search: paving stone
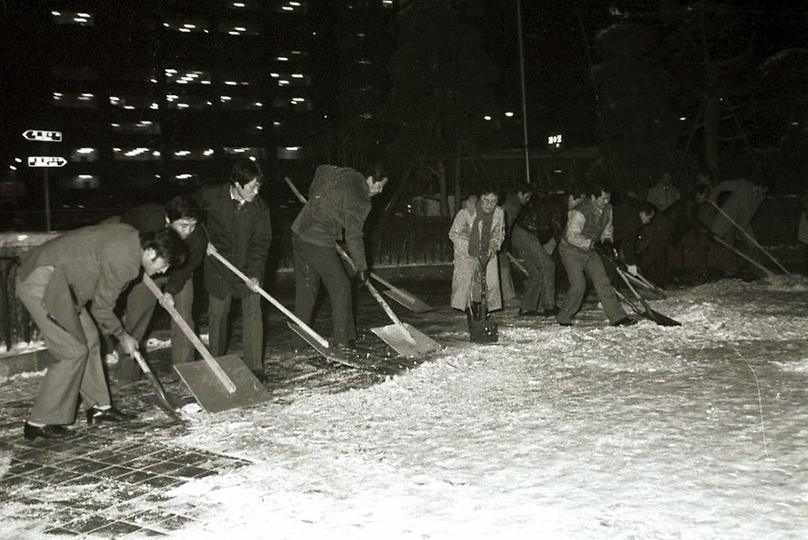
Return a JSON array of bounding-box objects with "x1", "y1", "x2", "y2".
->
[
  {"x1": 9, "y1": 459, "x2": 42, "y2": 475},
  {"x1": 171, "y1": 465, "x2": 215, "y2": 479},
  {"x1": 95, "y1": 465, "x2": 137, "y2": 479},
  {"x1": 118, "y1": 469, "x2": 157, "y2": 485},
  {"x1": 62, "y1": 514, "x2": 119, "y2": 534},
  {"x1": 140, "y1": 474, "x2": 185, "y2": 489},
  {"x1": 43, "y1": 527, "x2": 80, "y2": 536},
  {"x1": 88, "y1": 519, "x2": 145, "y2": 536},
  {"x1": 157, "y1": 512, "x2": 196, "y2": 531},
  {"x1": 144, "y1": 461, "x2": 183, "y2": 475}
]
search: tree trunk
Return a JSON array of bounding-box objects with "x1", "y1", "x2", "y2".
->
[{"x1": 437, "y1": 161, "x2": 449, "y2": 217}]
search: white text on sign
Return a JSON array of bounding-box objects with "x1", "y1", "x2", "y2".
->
[
  {"x1": 28, "y1": 156, "x2": 67, "y2": 168},
  {"x1": 22, "y1": 130, "x2": 63, "y2": 143}
]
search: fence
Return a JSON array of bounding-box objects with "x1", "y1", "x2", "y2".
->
[{"x1": 0, "y1": 218, "x2": 455, "y2": 353}]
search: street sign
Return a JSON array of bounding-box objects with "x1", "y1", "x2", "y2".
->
[
  {"x1": 28, "y1": 156, "x2": 67, "y2": 168},
  {"x1": 22, "y1": 129, "x2": 63, "y2": 143}
]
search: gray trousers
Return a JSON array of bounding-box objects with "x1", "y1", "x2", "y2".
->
[
  {"x1": 511, "y1": 227, "x2": 556, "y2": 312},
  {"x1": 557, "y1": 243, "x2": 627, "y2": 324},
  {"x1": 16, "y1": 267, "x2": 111, "y2": 425}
]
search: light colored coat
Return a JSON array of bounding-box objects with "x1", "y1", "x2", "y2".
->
[{"x1": 449, "y1": 206, "x2": 505, "y2": 311}]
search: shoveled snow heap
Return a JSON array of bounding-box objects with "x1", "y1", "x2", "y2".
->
[{"x1": 157, "y1": 277, "x2": 808, "y2": 539}]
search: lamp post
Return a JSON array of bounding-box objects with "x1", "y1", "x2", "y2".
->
[{"x1": 516, "y1": 0, "x2": 531, "y2": 184}]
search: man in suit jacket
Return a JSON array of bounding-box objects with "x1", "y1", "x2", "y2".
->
[
  {"x1": 112, "y1": 195, "x2": 206, "y2": 381},
  {"x1": 15, "y1": 224, "x2": 186, "y2": 440},
  {"x1": 195, "y1": 160, "x2": 272, "y2": 380}
]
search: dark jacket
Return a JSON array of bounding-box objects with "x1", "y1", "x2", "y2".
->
[
  {"x1": 612, "y1": 202, "x2": 645, "y2": 266},
  {"x1": 195, "y1": 184, "x2": 272, "y2": 298},
  {"x1": 121, "y1": 203, "x2": 206, "y2": 295},
  {"x1": 291, "y1": 165, "x2": 372, "y2": 271},
  {"x1": 18, "y1": 224, "x2": 141, "y2": 342}
]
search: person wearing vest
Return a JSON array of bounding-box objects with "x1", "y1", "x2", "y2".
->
[
  {"x1": 291, "y1": 163, "x2": 388, "y2": 352},
  {"x1": 556, "y1": 183, "x2": 636, "y2": 327},
  {"x1": 195, "y1": 160, "x2": 272, "y2": 381},
  {"x1": 15, "y1": 225, "x2": 187, "y2": 440}
]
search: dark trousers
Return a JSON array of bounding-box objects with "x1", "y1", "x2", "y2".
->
[
  {"x1": 208, "y1": 290, "x2": 263, "y2": 371},
  {"x1": 511, "y1": 227, "x2": 556, "y2": 312},
  {"x1": 292, "y1": 235, "x2": 355, "y2": 344}
]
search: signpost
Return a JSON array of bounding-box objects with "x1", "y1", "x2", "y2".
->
[
  {"x1": 24, "y1": 129, "x2": 64, "y2": 231},
  {"x1": 22, "y1": 130, "x2": 63, "y2": 143},
  {"x1": 27, "y1": 156, "x2": 67, "y2": 168}
]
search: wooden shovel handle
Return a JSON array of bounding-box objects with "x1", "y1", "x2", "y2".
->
[
  {"x1": 207, "y1": 247, "x2": 330, "y2": 349},
  {"x1": 142, "y1": 275, "x2": 236, "y2": 394}
]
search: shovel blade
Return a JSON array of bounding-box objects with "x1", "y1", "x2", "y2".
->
[
  {"x1": 286, "y1": 322, "x2": 366, "y2": 369},
  {"x1": 173, "y1": 355, "x2": 270, "y2": 413},
  {"x1": 648, "y1": 308, "x2": 681, "y2": 327},
  {"x1": 382, "y1": 288, "x2": 434, "y2": 313},
  {"x1": 371, "y1": 323, "x2": 442, "y2": 358}
]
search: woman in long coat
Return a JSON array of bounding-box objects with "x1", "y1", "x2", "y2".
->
[{"x1": 449, "y1": 189, "x2": 506, "y2": 313}]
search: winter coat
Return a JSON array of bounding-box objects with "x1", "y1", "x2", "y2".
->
[
  {"x1": 195, "y1": 184, "x2": 272, "y2": 299},
  {"x1": 709, "y1": 179, "x2": 766, "y2": 239},
  {"x1": 120, "y1": 203, "x2": 207, "y2": 295},
  {"x1": 17, "y1": 223, "x2": 141, "y2": 343},
  {"x1": 647, "y1": 182, "x2": 681, "y2": 211},
  {"x1": 449, "y1": 206, "x2": 505, "y2": 311},
  {"x1": 291, "y1": 165, "x2": 372, "y2": 271}
]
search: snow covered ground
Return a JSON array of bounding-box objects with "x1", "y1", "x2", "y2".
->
[
  {"x1": 3, "y1": 276, "x2": 808, "y2": 538},
  {"x1": 166, "y1": 277, "x2": 808, "y2": 539}
]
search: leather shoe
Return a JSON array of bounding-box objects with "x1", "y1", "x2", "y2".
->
[
  {"x1": 336, "y1": 340, "x2": 358, "y2": 353},
  {"x1": 518, "y1": 309, "x2": 541, "y2": 317},
  {"x1": 557, "y1": 320, "x2": 574, "y2": 327},
  {"x1": 611, "y1": 317, "x2": 638, "y2": 327},
  {"x1": 86, "y1": 405, "x2": 137, "y2": 425},
  {"x1": 251, "y1": 369, "x2": 268, "y2": 383},
  {"x1": 23, "y1": 422, "x2": 73, "y2": 441}
]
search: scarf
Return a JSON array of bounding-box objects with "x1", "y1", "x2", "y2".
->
[{"x1": 468, "y1": 200, "x2": 495, "y2": 258}]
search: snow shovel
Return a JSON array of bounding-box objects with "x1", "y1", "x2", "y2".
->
[
  {"x1": 284, "y1": 176, "x2": 433, "y2": 313},
  {"x1": 467, "y1": 258, "x2": 498, "y2": 343},
  {"x1": 708, "y1": 200, "x2": 789, "y2": 275},
  {"x1": 206, "y1": 245, "x2": 359, "y2": 368},
  {"x1": 142, "y1": 275, "x2": 270, "y2": 414},
  {"x1": 614, "y1": 267, "x2": 681, "y2": 327},
  {"x1": 706, "y1": 230, "x2": 776, "y2": 278},
  {"x1": 505, "y1": 252, "x2": 530, "y2": 277},
  {"x1": 129, "y1": 349, "x2": 182, "y2": 418},
  {"x1": 363, "y1": 277, "x2": 442, "y2": 358}
]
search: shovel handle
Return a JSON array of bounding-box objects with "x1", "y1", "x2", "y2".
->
[
  {"x1": 207, "y1": 247, "x2": 330, "y2": 349},
  {"x1": 131, "y1": 350, "x2": 181, "y2": 416},
  {"x1": 708, "y1": 200, "x2": 788, "y2": 274},
  {"x1": 142, "y1": 275, "x2": 236, "y2": 394}
]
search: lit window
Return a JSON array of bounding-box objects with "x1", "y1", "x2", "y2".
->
[
  {"x1": 52, "y1": 93, "x2": 97, "y2": 108},
  {"x1": 171, "y1": 149, "x2": 216, "y2": 161},
  {"x1": 51, "y1": 11, "x2": 95, "y2": 25},
  {"x1": 277, "y1": 146, "x2": 304, "y2": 160},
  {"x1": 165, "y1": 69, "x2": 212, "y2": 85},
  {"x1": 219, "y1": 22, "x2": 260, "y2": 35},
  {"x1": 113, "y1": 147, "x2": 160, "y2": 161},
  {"x1": 272, "y1": 0, "x2": 308, "y2": 13},
  {"x1": 163, "y1": 19, "x2": 209, "y2": 33},
  {"x1": 224, "y1": 147, "x2": 266, "y2": 159},
  {"x1": 70, "y1": 148, "x2": 98, "y2": 162}
]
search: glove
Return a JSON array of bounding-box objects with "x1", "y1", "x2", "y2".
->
[
  {"x1": 356, "y1": 270, "x2": 369, "y2": 283},
  {"x1": 626, "y1": 264, "x2": 638, "y2": 276}
]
